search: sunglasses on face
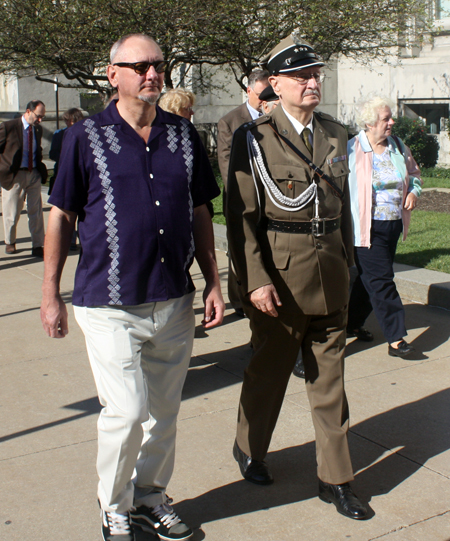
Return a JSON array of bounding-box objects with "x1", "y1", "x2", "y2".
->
[{"x1": 113, "y1": 61, "x2": 167, "y2": 75}]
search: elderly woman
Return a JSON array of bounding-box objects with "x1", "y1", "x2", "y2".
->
[
  {"x1": 159, "y1": 88, "x2": 195, "y2": 120},
  {"x1": 347, "y1": 97, "x2": 422, "y2": 357}
]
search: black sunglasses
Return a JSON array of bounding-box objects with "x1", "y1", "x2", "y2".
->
[{"x1": 113, "y1": 61, "x2": 167, "y2": 75}]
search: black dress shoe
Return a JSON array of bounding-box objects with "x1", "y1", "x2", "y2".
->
[
  {"x1": 293, "y1": 357, "x2": 305, "y2": 379},
  {"x1": 31, "y1": 246, "x2": 44, "y2": 258},
  {"x1": 233, "y1": 440, "x2": 273, "y2": 485},
  {"x1": 346, "y1": 327, "x2": 374, "y2": 342},
  {"x1": 319, "y1": 480, "x2": 368, "y2": 520},
  {"x1": 388, "y1": 340, "x2": 415, "y2": 357}
]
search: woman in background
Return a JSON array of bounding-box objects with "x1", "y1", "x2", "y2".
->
[
  {"x1": 347, "y1": 97, "x2": 422, "y2": 358},
  {"x1": 159, "y1": 88, "x2": 195, "y2": 120}
]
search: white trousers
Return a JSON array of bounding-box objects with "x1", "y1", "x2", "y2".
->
[
  {"x1": 1, "y1": 169, "x2": 45, "y2": 247},
  {"x1": 74, "y1": 292, "x2": 195, "y2": 514}
]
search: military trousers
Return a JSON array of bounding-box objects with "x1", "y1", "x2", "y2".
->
[{"x1": 236, "y1": 302, "x2": 354, "y2": 485}]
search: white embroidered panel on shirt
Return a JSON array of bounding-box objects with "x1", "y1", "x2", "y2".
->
[
  {"x1": 179, "y1": 119, "x2": 195, "y2": 287},
  {"x1": 102, "y1": 125, "x2": 122, "y2": 154},
  {"x1": 84, "y1": 119, "x2": 122, "y2": 305},
  {"x1": 167, "y1": 125, "x2": 178, "y2": 153}
]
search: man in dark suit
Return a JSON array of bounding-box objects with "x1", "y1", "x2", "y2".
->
[
  {"x1": 0, "y1": 100, "x2": 48, "y2": 256},
  {"x1": 226, "y1": 35, "x2": 369, "y2": 520},
  {"x1": 217, "y1": 70, "x2": 269, "y2": 316}
]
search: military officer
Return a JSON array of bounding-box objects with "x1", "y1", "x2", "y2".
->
[{"x1": 226, "y1": 34, "x2": 369, "y2": 520}]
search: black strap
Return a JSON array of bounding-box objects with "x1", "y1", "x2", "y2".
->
[{"x1": 268, "y1": 123, "x2": 345, "y2": 202}]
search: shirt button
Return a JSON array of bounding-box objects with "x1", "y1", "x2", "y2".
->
[
  {"x1": 316, "y1": 242, "x2": 322, "y2": 249},
  {"x1": 149, "y1": 174, "x2": 154, "y2": 179},
  {"x1": 161, "y1": 257, "x2": 165, "y2": 263},
  {"x1": 155, "y1": 201, "x2": 160, "y2": 206},
  {"x1": 146, "y1": 147, "x2": 150, "y2": 152},
  {"x1": 159, "y1": 229, "x2": 164, "y2": 235}
]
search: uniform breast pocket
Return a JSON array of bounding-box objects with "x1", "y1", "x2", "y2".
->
[
  {"x1": 328, "y1": 160, "x2": 349, "y2": 182},
  {"x1": 270, "y1": 164, "x2": 309, "y2": 196}
]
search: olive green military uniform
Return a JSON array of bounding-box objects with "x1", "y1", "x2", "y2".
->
[{"x1": 226, "y1": 104, "x2": 355, "y2": 484}]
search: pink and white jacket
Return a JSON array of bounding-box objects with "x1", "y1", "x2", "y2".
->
[{"x1": 348, "y1": 130, "x2": 422, "y2": 247}]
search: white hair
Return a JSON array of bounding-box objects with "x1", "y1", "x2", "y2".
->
[{"x1": 356, "y1": 96, "x2": 395, "y2": 129}]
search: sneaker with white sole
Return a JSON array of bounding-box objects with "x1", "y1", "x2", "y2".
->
[
  {"x1": 101, "y1": 509, "x2": 135, "y2": 540},
  {"x1": 131, "y1": 497, "x2": 192, "y2": 540}
]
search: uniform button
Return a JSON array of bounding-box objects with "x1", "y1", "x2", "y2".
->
[
  {"x1": 161, "y1": 257, "x2": 165, "y2": 263},
  {"x1": 288, "y1": 173, "x2": 293, "y2": 178},
  {"x1": 146, "y1": 147, "x2": 150, "y2": 152},
  {"x1": 149, "y1": 173, "x2": 154, "y2": 179},
  {"x1": 155, "y1": 201, "x2": 160, "y2": 206},
  {"x1": 159, "y1": 229, "x2": 164, "y2": 235},
  {"x1": 316, "y1": 242, "x2": 322, "y2": 249}
]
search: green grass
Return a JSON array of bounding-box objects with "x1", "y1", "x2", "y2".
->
[
  {"x1": 421, "y1": 176, "x2": 450, "y2": 189},
  {"x1": 395, "y1": 210, "x2": 450, "y2": 273}
]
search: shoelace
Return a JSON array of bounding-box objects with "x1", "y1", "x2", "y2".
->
[
  {"x1": 103, "y1": 510, "x2": 132, "y2": 535},
  {"x1": 152, "y1": 499, "x2": 181, "y2": 529}
]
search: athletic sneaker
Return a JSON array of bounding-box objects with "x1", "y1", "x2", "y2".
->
[
  {"x1": 131, "y1": 497, "x2": 193, "y2": 540},
  {"x1": 101, "y1": 509, "x2": 135, "y2": 540}
]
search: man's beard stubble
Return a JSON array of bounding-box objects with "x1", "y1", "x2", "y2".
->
[{"x1": 138, "y1": 95, "x2": 159, "y2": 105}]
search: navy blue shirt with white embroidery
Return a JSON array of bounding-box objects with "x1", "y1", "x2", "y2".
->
[{"x1": 49, "y1": 101, "x2": 219, "y2": 307}]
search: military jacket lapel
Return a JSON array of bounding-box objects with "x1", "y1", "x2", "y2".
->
[{"x1": 312, "y1": 114, "x2": 335, "y2": 169}]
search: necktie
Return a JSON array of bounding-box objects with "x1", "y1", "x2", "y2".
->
[
  {"x1": 28, "y1": 126, "x2": 33, "y2": 171},
  {"x1": 302, "y1": 127, "x2": 313, "y2": 155}
]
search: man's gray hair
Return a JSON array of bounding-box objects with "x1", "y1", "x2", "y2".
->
[
  {"x1": 110, "y1": 34, "x2": 158, "y2": 63},
  {"x1": 247, "y1": 69, "x2": 269, "y2": 90}
]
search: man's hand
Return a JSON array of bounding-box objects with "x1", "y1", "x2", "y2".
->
[
  {"x1": 249, "y1": 284, "x2": 282, "y2": 317},
  {"x1": 41, "y1": 293, "x2": 69, "y2": 338},
  {"x1": 202, "y1": 284, "x2": 225, "y2": 329},
  {"x1": 404, "y1": 192, "x2": 418, "y2": 210}
]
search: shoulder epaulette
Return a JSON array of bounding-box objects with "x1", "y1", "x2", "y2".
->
[
  {"x1": 316, "y1": 110, "x2": 345, "y2": 127},
  {"x1": 239, "y1": 115, "x2": 271, "y2": 132}
]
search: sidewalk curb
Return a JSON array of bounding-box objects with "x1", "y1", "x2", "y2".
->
[{"x1": 213, "y1": 222, "x2": 450, "y2": 311}]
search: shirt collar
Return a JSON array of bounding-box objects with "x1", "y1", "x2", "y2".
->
[
  {"x1": 22, "y1": 115, "x2": 31, "y2": 130},
  {"x1": 282, "y1": 105, "x2": 314, "y2": 136},
  {"x1": 246, "y1": 101, "x2": 261, "y2": 120}
]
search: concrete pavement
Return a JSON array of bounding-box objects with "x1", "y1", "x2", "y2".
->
[{"x1": 0, "y1": 194, "x2": 449, "y2": 540}]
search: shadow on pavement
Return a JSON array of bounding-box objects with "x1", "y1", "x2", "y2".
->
[{"x1": 176, "y1": 388, "x2": 450, "y2": 528}]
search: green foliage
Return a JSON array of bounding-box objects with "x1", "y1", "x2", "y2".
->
[
  {"x1": 0, "y1": 0, "x2": 433, "y2": 97},
  {"x1": 421, "y1": 167, "x2": 450, "y2": 179},
  {"x1": 395, "y1": 210, "x2": 450, "y2": 273},
  {"x1": 391, "y1": 117, "x2": 439, "y2": 168}
]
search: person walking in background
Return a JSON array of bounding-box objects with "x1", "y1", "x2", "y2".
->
[
  {"x1": 159, "y1": 88, "x2": 195, "y2": 121},
  {"x1": 48, "y1": 107, "x2": 84, "y2": 195},
  {"x1": 347, "y1": 97, "x2": 422, "y2": 358},
  {"x1": 49, "y1": 107, "x2": 84, "y2": 250},
  {"x1": 0, "y1": 100, "x2": 47, "y2": 257},
  {"x1": 218, "y1": 69, "x2": 270, "y2": 318},
  {"x1": 40, "y1": 33, "x2": 224, "y2": 541},
  {"x1": 226, "y1": 34, "x2": 368, "y2": 520}
]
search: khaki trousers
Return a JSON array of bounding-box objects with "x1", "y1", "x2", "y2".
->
[
  {"x1": 1, "y1": 169, "x2": 45, "y2": 247},
  {"x1": 74, "y1": 292, "x2": 195, "y2": 514},
  {"x1": 236, "y1": 303, "x2": 354, "y2": 485}
]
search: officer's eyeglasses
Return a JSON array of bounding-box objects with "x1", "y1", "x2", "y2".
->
[
  {"x1": 113, "y1": 61, "x2": 167, "y2": 75},
  {"x1": 280, "y1": 73, "x2": 325, "y2": 85}
]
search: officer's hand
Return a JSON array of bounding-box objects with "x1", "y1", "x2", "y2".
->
[
  {"x1": 249, "y1": 284, "x2": 282, "y2": 317},
  {"x1": 40, "y1": 293, "x2": 69, "y2": 338},
  {"x1": 404, "y1": 192, "x2": 418, "y2": 211}
]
